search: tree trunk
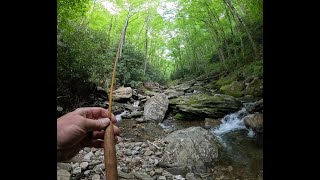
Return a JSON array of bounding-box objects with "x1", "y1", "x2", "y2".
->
[
  {"x1": 106, "y1": 15, "x2": 114, "y2": 51},
  {"x1": 224, "y1": 0, "x2": 258, "y2": 58}
]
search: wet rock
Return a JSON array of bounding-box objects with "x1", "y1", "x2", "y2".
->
[
  {"x1": 204, "y1": 118, "x2": 221, "y2": 129},
  {"x1": 243, "y1": 113, "x2": 263, "y2": 133}
]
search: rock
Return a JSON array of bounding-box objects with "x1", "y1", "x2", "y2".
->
[
  {"x1": 171, "y1": 82, "x2": 192, "y2": 91},
  {"x1": 57, "y1": 106, "x2": 63, "y2": 112},
  {"x1": 150, "y1": 170, "x2": 155, "y2": 176},
  {"x1": 72, "y1": 167, "x2": 81, "y2": 174},
  {"x1": 173, "y1": 175, "x2": 185, "y2": 180},
  {"x1": 136, "y1": 117, "x2": 147, "y2": 123},
  {"x1": 185, "y1": 172, "x2": 196, "y2": 180},
  {"x1": 243, "y1": 77, "x2": 263, "y2": 97},
  {"x1": 169, "y1": 93, "x2": 243, "y2": 119},
  {"x1": 164, "y1": 89, "x2": 184, "y2": 99},
  {"x1": 219, "y1": 81, "x2": 245, "y2": 97},
  {"x1": 84, "y1": 170, "x2": 91, "y2": 176},
  {"x1": 135, "y1": 142, "x2": 143, "y2": 146},
  {"x1": 166, "y1": 166, "x2": 188, "y2": 177},
  {"x1": 118, "y1": 170, "x2": 133, "y2": 179},
  {"x1": 243, "y1": 113, "x2": 263, "y2": 133},
  {"x1": 144, "y1": 150, "x2": 154, "y2": 156},
  {"x1": 71, "y1": 162, "x2": 79, "y2": 169},
  {"x1": 57, "y1": 163, "x2": 72, "y2": 171},
  {"x1": 83, "y1": 152, "x2": 94, "y2": 161},
  {"x1": 93, "y1": 163, "x2": 105, "y2": 173},
  {"x1": 92, "y1": 174, "x2": 101, "y2": 180},
  {"x1": 113, "y1": 87, "x2": 133, "y2": 102},
  {"x1": 155, "y1": 168, "x2": 164, "y2": 175},
  {"x1": 144, "y1": 93, "x2": 169, "y2": 122},
  {"x1": 134, "y1": 171, "x2": 152, "y2": 180},
  {"x1": 121, "y1": 167, "x2": 130, "y2": 173},
  {"x1": 57, "y1": 169, "x2": 71, "y2": 180},
  {"x1": 161, "y1": 127, "x2": 220, "y2": 172},
  {"x1": 248, "y1": 99, "x2": 263, "y2": 113},
  {"x1": 204, "y1": 118, "x2": 221, "y2": 129},
  {"x1": 129, "y1": 110, "x2": 144, "y2": 118},
  {"x1": 125, "y1": 149, "x2": 132, "y2": 156},
  {"x1": 227, "y1": 166, "x2": 233, "y2": 172},
  {"x1": 80, "y1": 162, "x2": 89, "y2": 170},
  {"x1": 144, "y1": 81, "x2": 160, "y2": 89},
  {"x1": 159, "y1": 176, "x2": 167, "y2": 180}
]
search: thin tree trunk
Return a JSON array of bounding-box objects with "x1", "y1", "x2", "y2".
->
[
  {"x1": 204, "y1": 2, "x2": 231, "y2": 59},
  {"x1": 224, "y1": 0, "x2": 258, "y2": 58},
  {"x1": 144, "y1": 15, "x2": 150, "y2": 75},
  {"x1": 119, "y1": 10, "x2": 131, "y2": 85},
  {"x1": 106, "y1": 15, "x2": 114, "y2": 51}
]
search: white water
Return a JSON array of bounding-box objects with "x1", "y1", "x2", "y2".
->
[
  {"x1": 115, "y1": 110, "x2": 130, "y2": 122},
  {"x1": 212, "y1": 107, "x2": 255, "y2": 138},
  {"x1": 133, "y1": 101, "x2": 140, "y2": 107}
]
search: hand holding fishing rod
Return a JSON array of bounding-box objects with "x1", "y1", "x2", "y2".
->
[{"x1": 57, "y1": 107, "x2": 120, "y2": 163}]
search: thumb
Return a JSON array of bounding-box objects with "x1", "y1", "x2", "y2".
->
[{"x1": 84, "y1": 118, "x2": 110, "y2": 131}]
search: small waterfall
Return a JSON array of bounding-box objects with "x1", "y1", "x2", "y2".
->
[
  {"x1": 212, "y1": 102, "x2": 256, "y2": 139},
  {"x1": 115, "y1": 110, "x2": 130, "y2": 123}
]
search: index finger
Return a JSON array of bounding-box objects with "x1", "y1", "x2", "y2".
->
[{"x1": 76, "y1": 107, "x2": 116, "y2": 123}]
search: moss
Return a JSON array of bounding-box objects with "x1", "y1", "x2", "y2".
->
[
  {"x1": 243, "y1": 78, "x2": 263, "y2": 97},
  {"x1": 216, "y1": 74, "x2": 237, "y2": 87},
  {"x1": 204, "y1": 83, "x2": 216, "y2": 89},
  {"x1": 219, "y1": 81, "x2": 245, "y2": 97},
  {"x1": 174, "y1": 113, "x2": 185, "y2": 120}
]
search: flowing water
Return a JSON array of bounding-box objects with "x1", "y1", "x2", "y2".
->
[
  {"x1": 116, "y1": 102, "x2": 263, "y2": 179},
  {"x1": 160, "y1": 103, "x2": 263, "y2": 179}
]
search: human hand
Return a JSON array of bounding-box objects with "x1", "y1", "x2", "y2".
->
[{"x1": 57, "y1": 107, "x2": 120, "y2": 162}]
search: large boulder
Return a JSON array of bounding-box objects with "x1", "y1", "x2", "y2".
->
[
  {"x1": 161, "y1": 127, "x2": 220, "y2": 172},
  {"x1": 169, "y1": 93, "x2": 243, "y2": 119},
  {"x1": 144, "y1": 93, "x2": 169, "y2": 122},
  {"x1": 113, "y1": 87, "x2": 133, "y2": 102}
]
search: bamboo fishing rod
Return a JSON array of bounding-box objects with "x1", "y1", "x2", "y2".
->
[{"x1": 104, "y1": 30, "x2": 126, "y2": 180}]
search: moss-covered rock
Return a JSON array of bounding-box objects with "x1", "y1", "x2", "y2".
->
[
  {"x1": 169, "y1": 93, "x2": 243, "y2": 119},
  {"x1": 216, "y1": 75, "x2": 237, "y2": 87},
  {"x1": 243, "y1": 77, "x2": 263, "y2": 97},
  {"x1": 219, "y1": 81, "x2": 245, "y2": 97}
]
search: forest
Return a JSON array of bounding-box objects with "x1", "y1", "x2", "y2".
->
[
  {"x1": 57, "y1": 0, "x2": 263, "y2": 179},
  {"x1": 58, "y1": 0, "x2": 262, "y2": 111}
]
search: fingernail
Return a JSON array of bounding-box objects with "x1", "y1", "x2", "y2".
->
[{"x1": 100, "y1": 118, "x2": 110, "y2": 127}]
